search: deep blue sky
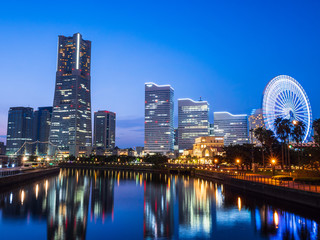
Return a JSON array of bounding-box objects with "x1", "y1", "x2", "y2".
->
[{"x1": 0, "y1": 0, "x2": 319, "y2": 147}]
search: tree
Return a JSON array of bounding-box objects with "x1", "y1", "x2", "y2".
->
[
  {"x1": 144, "y1": 154, "x2": 169, "y2": 166},
  {"x1": 313, "y1": 118, "x2": 320, "y2": 147},
  {"x1": 292, "y1": 121, "x2": 306, "y2": 166},
  {"x1": 254, "y1": 127, "x2": 277, "y2": 168},
  {"x1": 254, "y1": 127, "x2": 266, "y2": 168},
  {"x1": 274, "y1": 117, "x2": 291, "y2": 169}
]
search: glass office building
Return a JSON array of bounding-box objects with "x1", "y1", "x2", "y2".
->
[
  {"x1": 94, "y1": 111, "x2": 116, "y2": 151},
  {"x1": 144, "y1": 82, "x2": 174, "y2": 155},
  {"x1": 49, "y1": 33, "x2": 92, "y2": 157},
  {"x1": 6, "y1": 107, "x2": 34, "y2": 155},
  {"x1": 33, "y1": 107, "x2": 53, "y2": 156},
  {"x1": 178, "y1": 98, "x2": 209, "y2": 151},
  {"x1": 213, "y1": 112, "x2": 249, "y2": 146}
]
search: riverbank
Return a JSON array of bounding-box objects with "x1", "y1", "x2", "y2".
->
[
  {"x1": 0, "y1": 167, "x2": 60, "y2": 189},
  {"x1": 60, "y1": 162, "x2": 320, "y2": 209}
]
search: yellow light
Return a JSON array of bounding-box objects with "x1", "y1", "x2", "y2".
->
[
  {"x1": 35, "y1": 184, "x2": 39, "y2": 199},
  {"x1": 271, "y1": 159, "x2": 276, "y2": 164},
  {"x1": 237, "y1": 197, "x2": 242, "y2": 211},
  {"x1": 21, "y1": 190, "x2": 25, "y2": 205},
  {"x1": 274, "y1": 211, "x2": 279, "y2": 227},
  {"x1": 236, "y1": 159, "x2": 240, "y2": 164},
  {"x1": 292, "y1": 120, "x2": 298, "y2": 125}
]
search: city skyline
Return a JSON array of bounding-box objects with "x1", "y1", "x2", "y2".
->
[{"x1": 1, "y1": 1, "x2": 320, "y2": 148}]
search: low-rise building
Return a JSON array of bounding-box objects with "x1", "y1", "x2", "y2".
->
[{"x1": 192, "y1": 136, "x2": 224, "y2": 158}]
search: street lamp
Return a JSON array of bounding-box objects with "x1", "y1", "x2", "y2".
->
[
  {"x1": 214, "y1": 159, "x2": 218, "y2": 168},
  {"x1": 271, "y1": 159, "x2": 276, "y2": 176},
  {"x1": 236, "y1": 159, "x2": 241, "y2": 170}
]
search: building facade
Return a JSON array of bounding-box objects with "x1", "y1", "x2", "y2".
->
[
  {"x1": 94, "y1": 111, "x2": 116, "y2": 152},
  {"x1": 213, "y1": 112, "x2": 249, "y2": 146},
  {"x1": 144, "y1": 82, "x2": 174, "y2": 155},
  {"x1": 6, "y1": 107, "x2": 34, "y2": 155},
  {"x1": 178, "y1": 98, "x2": 209, "y2": 151},
  {"x1": 192, "y1": 136, "x2": 224, "y2": 158},
  {"x1": 33, "y1": 107, "x2": 53, "y2": 156},
  {"x1": 248, "y1": 108, "x2": 264, "y2": 145},
  {"x1": 49, "y1": 33, "x2": 92, "y2": 157}
]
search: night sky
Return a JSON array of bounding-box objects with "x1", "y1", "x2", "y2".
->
[{"x1": 1, "y1": 0, "x2": 319, "y2": 147}]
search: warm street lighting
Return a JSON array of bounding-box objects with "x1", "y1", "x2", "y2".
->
[
  {"x1": 292, "y1": 120, "x2": 298, "y2": 125},
  {"x1": 214, "y1": 159, "x2": 218, "y2": 163},
  {"x1": 271, "y1": 158, "x2": 276, "y2": 176},
  {"x1": 236, "y1": 159, "x2": 240, "y2": 164}
]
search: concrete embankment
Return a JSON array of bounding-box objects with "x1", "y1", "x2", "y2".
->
[
  {"x1": 0, "y1": 168, "x2": 60, "y2": 189},
  {"x1": 195, "y1": 170, "x2": 320, "y2": 209}
]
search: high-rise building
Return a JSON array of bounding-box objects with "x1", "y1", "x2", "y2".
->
[
  {"x1": 248, "y1": 108, "x2": 264, "y2": 145},
  {"x1": 6, "y1": 107, "x2": 34, "y2": 155},
  {"x1": 178, "y1": 98, "x2": 209, "y2": 151},
  {"x1": 144, "y1": 82, "x2": 174, "y2": 155},
  {"x1": 94, "y1": 111, "x2": 116, "y2": 151},
  {"x1": 0, "y1": 142, "x2": 6, "y2": 155},
  {"x1": 33, "y1": 107, "x2": 53, "y2": 155},
  {"x1": 49, "y1": 33, "x2": 92, "y2": 157},
  {"x1": 213, "y1": 111, "x2": 249, "y2": 146}
]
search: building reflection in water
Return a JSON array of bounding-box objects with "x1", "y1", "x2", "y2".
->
[{"x1": 0, "y1": 169, "x2": 319, "y2": 240}]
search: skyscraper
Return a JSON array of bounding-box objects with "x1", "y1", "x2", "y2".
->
[
  {"x1": 144, "y1": 82, "x2": 174, "y2": 155},
  {"x1": 33, "y1": 107, "x2": 53, "y2": 155},
  {"x1": 6, "y1": 107, "x2": 34, "y2": 155},
  {"x1": 94, "y1": 111, "x2": 116, "y2": 152},
  {"x1": 178, "y1": 98, "x2": 209, "y2": 151},
  {"x1": 248, "y1": 108, "x2": 264, "y2": 145},
  {"x1": 49, "y1": 33, "x2": 92, "y2": 157},
  {"x1": 213, "y1": 112, "x2": 249, "y2": 146}
]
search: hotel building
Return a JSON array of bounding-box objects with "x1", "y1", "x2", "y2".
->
[
  {"x1": 213, "y1": 112, "x2": 249, "y2": 146},
  {"x1": 144, "y1": 83, "x2": 174, "y2": 155},
  {"x1": 178, "y1": 98, "x2": 209, "y2": 151}
]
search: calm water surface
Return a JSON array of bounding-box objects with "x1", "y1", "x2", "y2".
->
[{"x1": 0, "y1": 169, "x2": 319, "y2": 240}]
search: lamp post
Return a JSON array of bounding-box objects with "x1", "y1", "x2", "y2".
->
[
  {"x1": 271, "y1": 159, "x2": 276, "y2": 176},
  {"x1": 214, "y1": 159, "x2": 218, "y2": 168},
  {"x1": 236, "y1": 159, "x2": 240, "y2": 170}
]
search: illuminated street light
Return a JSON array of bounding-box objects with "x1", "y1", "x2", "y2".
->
[
  {"x1": 271, "y1": 158, "x2": 276, "y2": 176},
  {"x1": 292, "y1": 120, "x2": 298, "y2": 125}
]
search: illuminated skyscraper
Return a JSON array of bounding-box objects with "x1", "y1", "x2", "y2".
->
[
  {"x1": 33, "y1": 107, "x2": 52, "y2": 155},
  {"x1": 178, "y1": 98, "x2": 209, "y2": 151},
  {"x1": 213, "y1": 112, "x2": 249, "y2": 146},
  {"x1": 248, "y1": 108, "x2": 264, "y2": 145},
  {"x1": 94, "y1": 111, "x2": 116, "y2": 151},
  {"x1": 144, "y1": 83, "x2": 174, "y2": 155},
  {"x1": 6, "y1": 107, "x2": 34, "y2": 155},
  {"x1": 49, "y1": 33, "x2": 92, "y2": 157}
]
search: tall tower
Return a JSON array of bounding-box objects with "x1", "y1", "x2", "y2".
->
[
  {"x1": 144, "y1": 82, "x2": 174, "y2": 155},
  {"x1": 178, "y1": 98, "x2": 209, "y2": 151},
  {"x1": 6, "y1": 107, "x2": 34, "y2": 155},
  {"x1": 94, "y1": 111, "x2": 116, "y2": 152},
  {"x1": 49, "y1": 33, "x2": 92, "y2": 157}
]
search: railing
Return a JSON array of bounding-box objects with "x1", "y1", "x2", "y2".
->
[
  {"x1": 0, "y1": 169, "x2": 21, "y2": 178},
  {"x1": 196, "y1": 168, "x2": 320, "y2": 194}
]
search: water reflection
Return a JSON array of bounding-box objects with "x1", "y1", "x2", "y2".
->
[{"x1": 0, "y1": 169, "x2": 318, "y2": 240}]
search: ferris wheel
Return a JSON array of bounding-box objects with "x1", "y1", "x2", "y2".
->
[{"x1": 262, "y1": 75, "x2": 312, "y2": 143}]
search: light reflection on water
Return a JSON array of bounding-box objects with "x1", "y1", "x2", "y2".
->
[{"x1": 0, "y1": 168, "x2": 319, "y2": 240}]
